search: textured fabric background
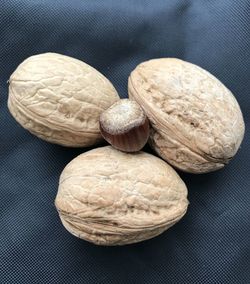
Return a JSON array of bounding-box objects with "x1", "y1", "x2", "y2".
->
[{"x1": 1, "y1": 1, "x2": 249, "y2": 283}]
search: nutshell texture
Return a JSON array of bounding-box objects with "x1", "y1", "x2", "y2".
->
[
  {"x1": 128, "y1": 58, "x2": 245, "y2": 173},
  {"x1": 8, "y1": 53, "x2": 119, "y2": 147},
  {"x1": 55, "y1": 146, "x2": 188, "y2": 246}
]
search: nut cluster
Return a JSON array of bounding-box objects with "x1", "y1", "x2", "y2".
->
[{"x1": 8, "y1": 53, "x2": 245, "y2": 245}]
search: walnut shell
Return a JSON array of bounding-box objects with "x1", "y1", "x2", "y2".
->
[
  {"x1": 8, "y1": 53, "x2": 119, "y2": 147},
  {"x1": 55, "y1": 146, "x2": 188, "y2": 246},
  {"x1": 128, "y1": 58, "x2": 245, "y2": 173}
]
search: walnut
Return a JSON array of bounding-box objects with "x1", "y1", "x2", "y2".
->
[
  {"x1": 128, "y1": 58, "x2": 245, "y2": 173},
  {"x1": 55, "y1": 146, "x2": 188, "y2": 245},
  {"x1": 8, "y1": 53, "x2": 119, "y2": 147}
]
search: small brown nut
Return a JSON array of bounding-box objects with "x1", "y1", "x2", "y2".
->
[
  {"x1": 55, "y1": 146, "x2": 188, "y2": 246},
  {"x1": 99, "y1": 99, "x2": 150, "y2": 152},
  {"x1": 8, "y1": 53, "x2": 119, "y2": 147},
  {"x1": 128, "y1": 58, "x2": 245, "y2": 173}
]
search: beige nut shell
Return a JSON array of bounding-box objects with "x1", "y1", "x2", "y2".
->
[
  {"x1": 8, "y1": 53, "x2": 119, "y2": 147},
  {"x1": 55, "y1": 146, "x2": 188, "y2": 246},
  {"x1": 128, "y1": 58, "x2": 245, "y2": 173}
]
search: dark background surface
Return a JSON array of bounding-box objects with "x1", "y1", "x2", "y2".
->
[{"x1": 1, "y1": 1, "x2": 249, "y2": 283}]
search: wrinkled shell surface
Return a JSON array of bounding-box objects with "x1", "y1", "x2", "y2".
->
[
  {"x1": 128, "y1": 58, "x2": 245, "y2": 173},
  {"x1": 55, "y1": 146, "x2": 188, "y2": 245},
  {"x1": 8, "y1": 53, "x2": 119, "y2": 147}
]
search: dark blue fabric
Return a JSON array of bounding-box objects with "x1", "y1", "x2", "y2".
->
[{"x1": 1, "y1": 1, "x2": 249, "y2": 283}]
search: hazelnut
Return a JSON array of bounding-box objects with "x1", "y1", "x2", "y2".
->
[{"x1": 99, "y1": 99, "x2": 149, "y2": 152}]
